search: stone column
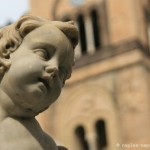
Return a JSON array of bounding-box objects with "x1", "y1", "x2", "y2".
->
[
  {"x1": 85, "y1": 16, "x2": 95, "y2": 55},
  {"x1": 86, "y1": 132, "x2": 97, "y2": 150}
]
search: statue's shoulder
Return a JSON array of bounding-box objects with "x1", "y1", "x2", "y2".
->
[
  {"x1": 0, "y1": 117, "x2": 32, "y2": 140},
  {"x1": 0, "y1": 117, "x2": 58, "y2": 150},
  {"x1": 0, "y1": 116, "x2": 21, "y2": 130}
]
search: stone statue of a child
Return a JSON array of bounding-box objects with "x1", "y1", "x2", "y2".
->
[{"x1": 0, "y1": 15, "x2": 78, "y2": 150}]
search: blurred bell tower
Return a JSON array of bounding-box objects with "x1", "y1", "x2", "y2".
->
[{"x1": 30, "y1": 0, "x2": 150, "y2": 150}]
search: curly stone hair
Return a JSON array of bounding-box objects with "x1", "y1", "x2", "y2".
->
[{"x1": 0, "y1": 15, "x2": 79, "y2": 58}]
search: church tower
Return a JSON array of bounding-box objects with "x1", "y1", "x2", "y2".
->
[{"x1": 30, "y1": 0, "x2": 150, "y2": 150}]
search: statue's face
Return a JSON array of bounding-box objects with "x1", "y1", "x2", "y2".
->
[{"x1": 0, "y1": 24, "x2": 74, "y2": 116}]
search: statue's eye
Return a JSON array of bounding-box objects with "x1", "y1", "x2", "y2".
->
[{"x1": 35, "y1": 49, "x2": 49, "y2": 60}]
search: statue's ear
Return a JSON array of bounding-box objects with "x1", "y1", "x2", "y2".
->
[
  {"x1": 2, "y1": 41, "x2": 17, "y2": 58},
  {"x1": 0, "y1": 57, "x2": 11, "y2": 74}
]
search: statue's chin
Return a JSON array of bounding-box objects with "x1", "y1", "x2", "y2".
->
[{"x1": 24, "y1": 106, "x2": 49, "y2": 117}]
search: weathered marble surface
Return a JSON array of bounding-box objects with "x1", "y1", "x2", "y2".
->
[{"x1": 0, "y1": 15, "x2": 78, "y2": 150}]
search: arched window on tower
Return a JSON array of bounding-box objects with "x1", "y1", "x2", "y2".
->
[
  {"x1": 75, "y1": 126, "x2": 89, "y2": 150},
  {"x1": 77, "y1": 14, "x2": 87, "y2": 54},
  {"x1": 90, "y1": 9, "x2": 100, "y2": 50},
  {"x1": 95, "y1": 120, "x2": 107, "y2": 150}
]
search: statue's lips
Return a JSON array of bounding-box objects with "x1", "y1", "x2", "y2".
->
[
  {"x1": 38, "y1": 72, "x2": 57, "y2": 91},
  {"x1": 38, "y1": 77, "x2": 50, "y2": 90}
]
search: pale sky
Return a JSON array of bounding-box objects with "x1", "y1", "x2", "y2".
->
[{"x1": 0, "y1": 0, "x2": 29, "y2": 26}]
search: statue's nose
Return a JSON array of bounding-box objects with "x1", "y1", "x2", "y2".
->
[{"x1": 45, "y1": 66, "x2": 58, "y2": 78}]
